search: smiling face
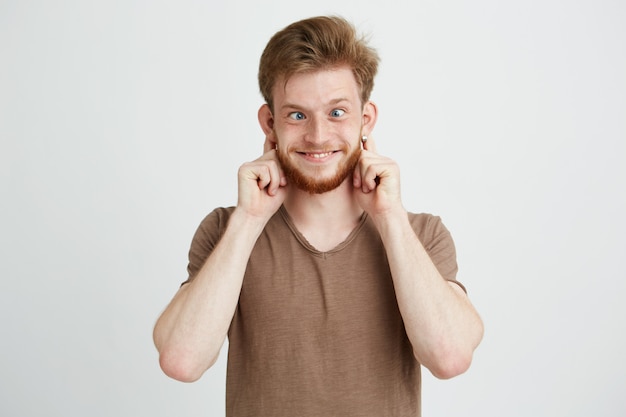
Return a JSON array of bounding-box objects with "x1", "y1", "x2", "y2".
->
[{"x1": 261, "y1": 66, "x2": 376, "y2": 194}]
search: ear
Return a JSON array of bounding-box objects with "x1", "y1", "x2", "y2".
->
[
  {"x1": 258, "y1": 103, "x2": 275, "y2": 135},
  {"x1": 361, "y1": 101, "x2": 378, "y2": 137},
  {"x1": 258, "y1": 104, "x2": 277, "y2": 152}
]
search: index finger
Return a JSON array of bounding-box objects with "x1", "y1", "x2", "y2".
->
[{"x1": 263, "y1": 134, "x2": 277, "y2": 154}]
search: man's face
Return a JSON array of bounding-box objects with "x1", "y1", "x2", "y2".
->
[{"x1": 270, "y1": 67, "x2": 366, "y2": 194}]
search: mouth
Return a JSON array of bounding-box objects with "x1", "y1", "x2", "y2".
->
[{"x1": 298, "y1": 151, "x2": 337, "y2": 159}]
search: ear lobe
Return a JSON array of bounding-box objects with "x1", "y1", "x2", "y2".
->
[{"x1": 263, "y1": 135, "x2": 277, "y2": 153}]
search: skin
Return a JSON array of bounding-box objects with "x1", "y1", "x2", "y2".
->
[{"x1": 153, "y1": 66, "x2": 483, "y2": 383}]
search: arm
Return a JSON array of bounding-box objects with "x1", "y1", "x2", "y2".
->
[
  {"x1": 373, "y1": 210, "x2": 483, "y2": 379},
  {"x1": 353, "y1": 138, "x2": 483, "y2": 379},
  {"x1": 153, "y1": 149, "x2": 287, "y2": 382}
]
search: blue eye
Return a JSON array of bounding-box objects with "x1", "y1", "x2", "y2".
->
[
  {"x1": 289, "y1": 112, "x2": 305, "y2": 120},
  {"x1": 330, "y1": 109, "x2": 345, "y2": 117}
]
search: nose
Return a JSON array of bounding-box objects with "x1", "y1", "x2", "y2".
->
[{"x1": 304, "y1": 116, "x2": 327, "y2": 145}]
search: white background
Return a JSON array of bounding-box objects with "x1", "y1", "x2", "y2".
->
[{"x1": 1, "y1": 0, "x2": 625, "y2": 416}]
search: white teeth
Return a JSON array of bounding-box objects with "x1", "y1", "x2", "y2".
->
[{"x1": 308, "y1": 152, "x2": 332, "y2": 158}]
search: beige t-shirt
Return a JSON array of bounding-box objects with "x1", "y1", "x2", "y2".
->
[{"x1": 186, "y1": 206, "x2": 462, "y2": 417}]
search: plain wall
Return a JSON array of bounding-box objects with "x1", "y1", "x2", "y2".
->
[{"x1": 1, "y1": 0, "x2": 625, "y2": 416}]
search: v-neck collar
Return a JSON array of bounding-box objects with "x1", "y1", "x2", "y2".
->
[{"x1": 278, "y1": 205, "x2": 369, "y2": 256}]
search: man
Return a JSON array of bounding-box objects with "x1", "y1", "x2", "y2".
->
[{"x1": 154, "y1": 15, "x2": 483, "y2": 416}]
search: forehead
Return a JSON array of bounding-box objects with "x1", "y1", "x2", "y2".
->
[{"x1": 273, "y1": 66, "x2": 361, "y2": 107}]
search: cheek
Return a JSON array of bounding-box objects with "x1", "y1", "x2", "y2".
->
[
  {"x1": 274, "y1": 126, "x2": 302, "y2": 147},
  {"x1": 273, "y1": 132, "x2": 291, "y2": 154},
  {"x1": 341, "y1": 119, "x2": 363, "y2": 135}
]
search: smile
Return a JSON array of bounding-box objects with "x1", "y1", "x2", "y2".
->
[
  {"x1": 305, "y1": 151, "x2": 334, "y2": 159},
  {"x1": 296, "y1": 150, "x2": 339, "y2": 159}
]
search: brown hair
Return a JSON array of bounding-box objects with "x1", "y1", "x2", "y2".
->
[{"x1": 258, "y1": 16, "x2": 380, "y2": 110}]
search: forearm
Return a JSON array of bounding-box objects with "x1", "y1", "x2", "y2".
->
[
  {"x1": 373, "y1": 209, "x2": 483, "y2": 379},
  {"x1": 153, "y1": 209, "x2": 267, "y2": 382}
]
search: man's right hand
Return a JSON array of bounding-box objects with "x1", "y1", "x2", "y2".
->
[{"x1": 236, "y1": 145, "x2": 288, "y2": 221}]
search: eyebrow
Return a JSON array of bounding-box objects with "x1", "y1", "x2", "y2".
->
[
  {"x1": 329, "y1": 97, "x2": 350, "y2": 105},
  {"x1": 280, "y1": 97, "x2": 351, "y2": 112}
]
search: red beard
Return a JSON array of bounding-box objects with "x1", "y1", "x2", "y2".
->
[{"x1": 277, "y1": 144, "x2": 362, "y2": 194}]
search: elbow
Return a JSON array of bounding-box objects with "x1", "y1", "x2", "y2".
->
[
  {"x1": 419, "y1": 332, "x2": 482, "y2": 380},
  {"x1": 429, "y1": 318, "x2": 484, "y2": 379},
  {"x1": 153, "y1": 320, "x2": 223, "y2": 382},
  {"x1": 426, "y1": 350, "x2": 474, "y2": 380},
  {"x1": 158, "y1": 347, "x2": 218, "y2": 383}
]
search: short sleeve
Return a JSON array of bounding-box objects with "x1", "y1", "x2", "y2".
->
[
  {"x1": 408, "y1": 213, "x2": 466, "y2": 293},
  {"x1": 183, "y1": 207, "x2": 236, "y2": 285}
]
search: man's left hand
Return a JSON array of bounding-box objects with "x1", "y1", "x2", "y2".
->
[{"x1": 352, "y1": 136, "x2": 404, "y2": 217}]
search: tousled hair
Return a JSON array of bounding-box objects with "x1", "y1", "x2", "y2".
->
[{"x1": 258, "y1": 16, "x2": 380, "y2": 111}]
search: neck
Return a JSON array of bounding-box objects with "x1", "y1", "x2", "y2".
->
[
  {"x1": 284, "y1": 179, "x2": 361, "y2": 220},
  {"x1": 283, "y1": 179, "x2": 364, "y2": 251}
]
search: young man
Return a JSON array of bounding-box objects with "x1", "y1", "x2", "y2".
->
[{"x1": 154, "y1": 16, "x2": 483, "y2": 416}]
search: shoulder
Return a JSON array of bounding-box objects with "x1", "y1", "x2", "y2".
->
[
  {"x1": 406, "y1": 212, "x2": 452, "y2": 246},
  {"x1": 185, "y1": 207, "x2": 236, "y2": 283},
  {"x1": 195, "y1": 207, "x2": 236, "y2": 236},
  {"x1": 190, "y1": 207, "x2": 236, "y2": 253},
  {"x1": 407, "y1": 212, "x2": 460, "y2": 282},
  {"x1": 199, "y1": 206, "x2": 237, "y2": 225},
  {"x1": 406, "y1": 212, "x2": 443, "y2": 229}
]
